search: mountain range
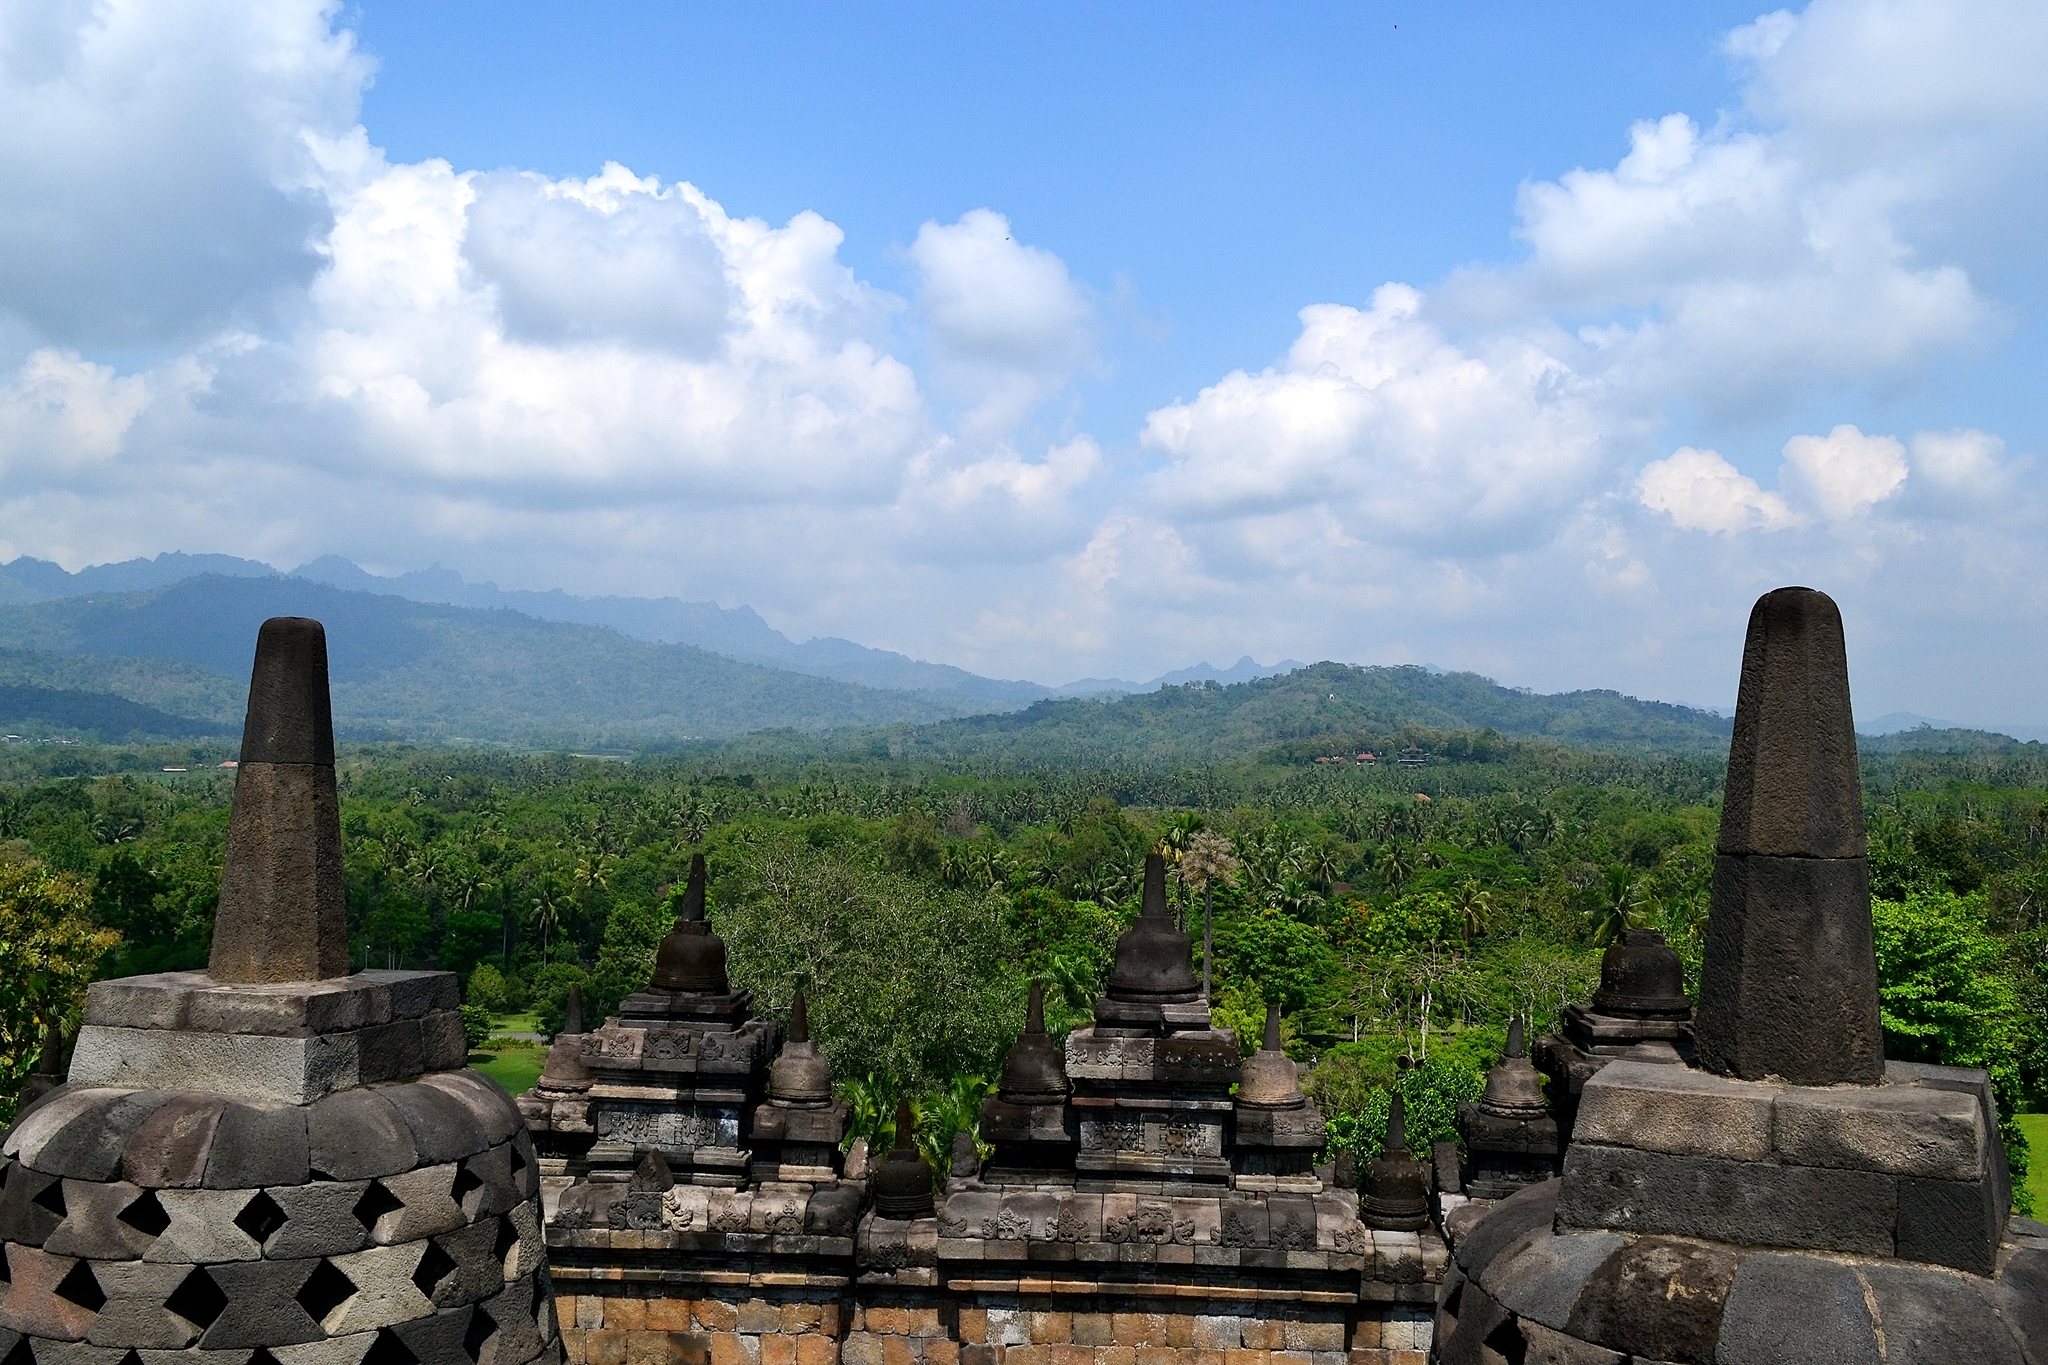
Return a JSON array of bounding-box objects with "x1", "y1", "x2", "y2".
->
[{"x1": 0, "y1": 552, "x2": 2035, "y2": 752}]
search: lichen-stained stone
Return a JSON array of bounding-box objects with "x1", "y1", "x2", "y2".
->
[
  {"x1": 1, "y1": 1164, "x2": 73, "y2": 1247},
  {"x1": 306, "y1": 1090, "x2": 419, "y2": 1183},
  {"x1": 204, "y1": 1105, "x2": 310, "y2": 1190},
  {"x1": 1563, "y1": 1236, "x2": 1739, "y2": 1365},
  {"x1": 382, "y1": 1085, "x2": 489, "y2": 1166},
  {"x1": 84, "y1": 1263, "x2": 206, "y2": 1349},
  {"x1": 31, "y1": 1093, "x2": 176, "y2": 1182},
  {"x1": 44, "y1": 1180, "x2": 163, "y2": 1259},
  {"x1": 802, "y1": 1186, "x2": 860, "y2": 1238},
  {"x1": 263, "y1": 1181, "x2": 372, "y2": 1260},
  {"x1": 144, "y1": 1189, "x2": 268, "y2": 1264},
  {"x1": 363, "y1": 1165, "x2": 466, "y2": 1245},
  {"x1": 1514, "y1": 1320, "x2": 1625, "y2": 1365},
  {"x1": 323, "y1": 1244, "x2": 434, "y2": 1335},
  {"x1": 0, "y1": 1245, "x2": 105, "y2": 1341},
  {"x1": 123, "y1": 1095, "x2": 231, "y2": 1188},
  {"x1": 503, "y1": 1203, "x2": 544, "y2": 1280},
  {"x1": 7, "y1": 1091, "x2": 131, "y2": 1172}
]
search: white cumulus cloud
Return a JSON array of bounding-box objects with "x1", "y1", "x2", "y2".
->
[
  {"x1": 1781, "y1": 424, "x2": 1909, "y2": 519},
  {"x1": 1638, "y1": 447, "x2": 1798, "y2": 534}
]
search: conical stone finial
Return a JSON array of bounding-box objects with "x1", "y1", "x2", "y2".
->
[
  {"x1": 1103, "y1": 853, "x2": 1199, "y2": 1003},
  {"x1": 1505, "y1": 1016, "x2": 1526, "y2": 1058},
  {"x1": 998, "y1": 981, "x2": 1069, "y2": 1105},
  {"x1": 649, "y1": 854, "x2": 729, "y2": 993},
  {"x1": 1262, "y1": 999, "x2": 1283, "y2": 1051},
  {"x1": 563, "y1": 983, "x2": 586, "y2": 1035},
  {"x1": 1385, "y1": 1092, "x2": 1411, "y2": 1156},
  {"x1": 1695, "y1": 588, "x2": 1884, "y2": 1086},
  {"x1": 678, "y1": 853, "x2": 707, "y2": 922},
  {"x1": 209, "y1": 617, "x2": 347, "y2": 983},
  {"x1": 789, "y1": 987, "x2": 810, "y2": 1043}
]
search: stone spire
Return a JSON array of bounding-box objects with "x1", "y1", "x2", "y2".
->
[
  {"x1": 1476, "y1": 1018, "x2": 1547, "y2": 1119},
  {"x1": 1359, "y1": 1094, "x2": 1430, "y2": 1231},
  {"x1": 649, "y1": 853, "x2": 730, "y2": 994},
  {"x1": 208, "y1": 616, "x2": 348, "y2": 982},
  {"x1": 1103, "y1": 852, "x2": 1199, "y2": 1003},
  {"x1": 1236, "y1": 1002, "x2": 1305, "y2": 1108},
  {"x1": 1695, "y1": 587, "x2": 1884, "y2": 1085},
  {"x1": 870, "y1": 1097, "x2": 936, "y2": 1219},
  {"x1": 531, "y1": 983, "x2": 594, "y2": 1095},
  {"x1": 996, "y1": 981, "x2": 1069, "y2": 1105},
  {"x1": 768, "y1": 988, "x2": 834, "y2": 1105}
]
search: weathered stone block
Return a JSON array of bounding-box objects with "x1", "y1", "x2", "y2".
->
[
  {"x1": 44, "y1": 1179, "x2": 162, "y2": 1259},
  {"x1": 1694, "y1": 854, "x2": 1883, "y2": 1086},
  {"x1": 1714, "y1": 1252, "x2": 1878, "y2": 1365},
  {"x1": 1571, "y1": 1062, "x2": 1777, "y2": 1162},
  {"x1": 32, "y1": 1091, "x2": 176, "y2": 1181},
  {"x1": 1772, "y1": 1082, "x2": 1985, "y2": 1179},
  {"x1": 272, "y1": 1330, "x2": 382, "y2": 1365},
  {"x1": 383, "y1": 1084, "x2": 490, "y2": 1165},
  {"x1": 1475, "y1": 1227, "x2": 1621, "y2": 1332},
  {"x1": 264, "y1": 1180, "x2": 373, "y2": 1259},
  {"x1": 1557, "y1": 1144, "x2": 1895, "y2": 1255},
  {"x1": 145, "y1": 1187, "x2": 266, "y2": 1262},
  {"x1": 1858, "y1": 1260, "x2": 2023, "y2": 1364},
  {"x1": 1563, "y1": 1235, "x2": 1737, "y2": 1365},
  {"x1": 307, "y1": 1089, "x2": 420, "y2": 1182},
  {"x1": 69, "y1": 1027, "x2": 362, "y2": 1105},
  {"x1": 1895, "y1": 1174, "x2": 2003, "y2": 1276},
  {"x1": 201, "y1": 1257, "x2": 330, "y2": 1347},
  {"x1": 205, "y1": 1103, "x2": 311, "y2": 1189},
  {"x1": 0, "y1": 1245, "x2": 103, "y2": 1340}
]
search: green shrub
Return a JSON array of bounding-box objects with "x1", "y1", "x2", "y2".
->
[
  {"x1": 466, "y1": 962, "x2": 508, "y2": 1014},
  {"x1": 459, "y1": 1004, "x2": 492, "y2": 1051}
]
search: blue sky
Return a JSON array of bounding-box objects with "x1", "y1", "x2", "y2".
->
[{"x1": 1, "y1": 1, "x2": 2044, "y2": 726}]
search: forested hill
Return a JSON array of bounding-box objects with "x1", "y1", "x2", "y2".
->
[
  {"x1": 725, "y1": 661, "x2": 1738, "y2": 768},
  {"x1": 0, "y1": 576, "x2": 1010, "y2": 746}
]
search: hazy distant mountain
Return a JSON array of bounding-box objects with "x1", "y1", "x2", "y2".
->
[
  {"x1": 1052, "y1": 655, "x2": 1307, "y2": 697},
  {"x1": 0, "y1": 576, "x2": 1012, "y2": 746}
]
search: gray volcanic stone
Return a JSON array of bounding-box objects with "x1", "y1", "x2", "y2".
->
[
  {"x1": 1695, "y1": 587, "x2": 1884, "y2": 1087},
  {"x1": 1894, "y1": 1174, "x2": 2002, "y2": 1275},
  {"x1": 419, "y1": 1013, "x2": 468, "y2": 1074},
  {"x1": 273, "y1": 1332, "x2": 381, "y2": 1365},
  {"x1": 457, "y1": 1146, "x2": 520, "y2": 1221},
  {"x1": 145, "y1": 1188, "x2": 266, "y2": 1263},
  {"x1": 86, "y1": 1262, "x2": 205, "y2": 1349},
  {"x1": 210, "y1": 619, "x2": 345, "y2": 985},
  {"x1": 1453, "y1": 1179, "x2": 1560, "y2": 1280},
  {"x1": 6, "y1": 1088, "x2": 118, "y2": 1169},
  {"x1": 389, "y1": 1305, "x2": 479, "y2": 1365},
  {"x1": 34, "y1": 1091, "x2": 175, "y2": 1180},
  {"x1": 210, "y1": 768, "x2": 346, "y2": 985},
  {"x1": 263, "y1": 1179, "x2": 373, "y2": 1259},
  {"x1": 68, "y1": 1027, "x2": 362, "y2": 1105},
  {"x1": 1515, "y1": 1320, "x2": 1625, "y2": 1365},
  {"x1": 1571, "y1": 1062, "x2": 1778, "y2": 1162},
  {"x1": 367, "y1": 1164, "x2": 466, "y2": 1244},
  {"x1": 427, "y1": 1219, "x2": 507, "y2": 1307},
  {"x1": 204, "y1": 1104, "x2": 310, "y2": 1189},
  {"x1": 1479, "y1": 1227, "x2": 1622, "y2": 1331},
  {"x1": 355, "y1": 1021, "x2": 424, "y2": 1086},
  {"x1": 200, "y1": 1258, "x2": 330, "y2": 1347},
  {"x1": 0, "y1": 1163, "x2": 69, "y2": 1246},
  {"x1": 471, "y1": 1275, "x2": 547, "y2": 1365},
  {"x1": 418, "y1": 1074, "x2": 520, "y2": 1146},
  {"x1": 0, "y1": 1243, "x2": 103, "y2": 1340},
  {"x1": 325, "y1": 1244, "x2": 433, "y2": 1334},
  {"x1": 1695, "y1": 854, "x2": 1884, "y2": 1085},
  {"x1": 123, "y1": 1094, "x2": 231, "y2": 1187},
  {"x1": 1858, "y1": 1259, "x2": 2026, "y2": 1364},
  {"x1": 307, "y1": 1090, "x2": 419, "y2": 1181},
  {"x1": 1716, "y1": 1253, "x2": 1879, "y2": 1365},
  {"x1": 1563, "y1": 1235, "x2": 1738, "y2": 1365},
  {"x1": 1557, "y1": 1144, "x2": 1896, "y2": 1254},
  {"x1": 1773, "y1": 1081, "x2": 1984, "y2": 1177},
  {"x1": 382, "y1": 1085, "x2": 488, "y2": 1165},
  {"x1": 1716, "y1": 587, "x2": 1865, "y2": 860},
  {"x1": 1993, "y1": 1246, "x2": 2048, "y2": 1354},
  {"x1": 44, "y1": 1179, "x2": 163, "y2": 1259}
]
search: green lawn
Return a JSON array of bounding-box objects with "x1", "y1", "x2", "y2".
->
[
  {"x1": 2021, "y1": 1114, "x2": 2048, "y2": 1216},
  {"x1": 470, "y1": 1044, "x2": 545, "y2": 1097},
  {"x1": 490, "y1": 1012, "x2": 540, "y2": 1035}
]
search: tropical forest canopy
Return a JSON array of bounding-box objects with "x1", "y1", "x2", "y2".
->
[{"x1": 1, "y1": 684, "x2": 2042, "y2": 1208}]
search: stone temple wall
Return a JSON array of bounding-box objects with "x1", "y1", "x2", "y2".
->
[{"x1": 553, "y1": 1280, "x2": 1438, "y2": 1365}]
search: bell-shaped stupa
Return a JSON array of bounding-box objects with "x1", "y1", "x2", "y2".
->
[{"x1": 5, "y1": 617, "x2": 560, "y2": 1365}]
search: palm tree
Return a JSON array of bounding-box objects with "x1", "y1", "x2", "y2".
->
[
  {"x1": 1589, "y1": 866, "x2": 1648, "y2": 946},
  {"x1": 1175, "y1": 832, "x2": 1239, "y2": 999},
  {"x1": 1376, "y1": 842, "x2": 1412, "y2": 891},
  {"x1": 1452, "y1": 879, "x2": 1493, "y2": 947},
  {"x1": 528, "y1": 885, "x2": 565, "y2": 964}
]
